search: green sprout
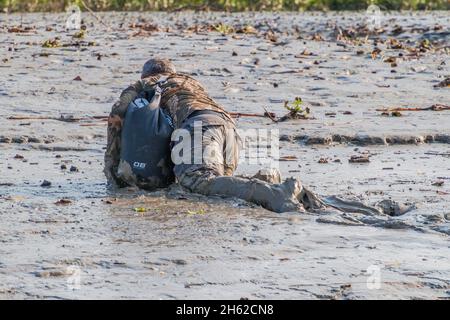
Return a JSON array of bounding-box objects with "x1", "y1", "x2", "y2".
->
[
  {"x1": 72, "y1": 29, "x2": 86, "y2": 39},
  {"x1": 284, "y1": 97, "x2": 310, "y2": 119},
  {"x1": 42, "y1": 38, "x2": 61, "y2": 48},
  {"x1": 214, "y1": 23, "x2": 234, "y2": 35}
]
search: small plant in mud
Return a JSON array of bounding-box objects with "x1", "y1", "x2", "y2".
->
[
  {"x1": 42, "y1": 37, "x2": 61, "y2": 48},
  {"x1": 187, "y1": 209, "x2": 206, "y2": 215},
  {"x1": 283, "y1": 97, "x2": 310, "y2": 119},
  {"x1": 214, "y1": 23, "x2": 234, "y2": 35},
  {"x1": 72, "y1": 29, "x2": 86, "y2": 39},
  {"x1": 418, "y1": 39, "x2": 432, "y2": 51}
]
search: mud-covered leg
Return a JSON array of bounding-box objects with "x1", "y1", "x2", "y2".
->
[
  {"x1": 178, "y1": 171, "x2": 305, "y2": 213},
  {"x1": 321, "y1": 196, "x2": 383, "y2": 215},
  {"x1": 321, "y1": 196, "x2": 415, "y2": 216}
]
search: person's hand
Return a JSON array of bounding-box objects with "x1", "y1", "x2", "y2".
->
[{"x1": 108, "y1": 114, "x2": 123, "y2": 130}]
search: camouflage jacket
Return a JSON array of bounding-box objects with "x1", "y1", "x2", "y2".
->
[{"x1": 104, "y1": 73, "x2": 234, "y2": 185}]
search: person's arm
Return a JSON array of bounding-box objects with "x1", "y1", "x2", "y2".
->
[
  {"x1": 111, "y1": 81, "x2": 144, "y2": 117},
  {"x1": 104, "y1": 111, "x2": 123, "y2": 186}
]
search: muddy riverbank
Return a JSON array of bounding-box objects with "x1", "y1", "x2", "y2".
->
[{"x1": 0, "y1": 11, "x2": 449, "y2": 299}]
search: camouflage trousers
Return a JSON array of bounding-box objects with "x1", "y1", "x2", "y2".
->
[
  {"x1": 172, "y1": 112, "x2": 307, "y2": 213},
  {"x1": 172, "y1": 112, "x2": 241, "y2": 180}
]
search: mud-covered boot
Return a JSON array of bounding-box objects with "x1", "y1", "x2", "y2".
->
[
  {"x1": 263, "y1": 178, "x2": 305, "y2": 213},
  {"x1": 252, "y1": 168, "x2": 282, "y2": 184},
  {"x1": 376, "y1": 200, "x2": 416, "y2": 216},
  {"x1": 298, "y1": 187, "x2": 326, "y2": 210}
]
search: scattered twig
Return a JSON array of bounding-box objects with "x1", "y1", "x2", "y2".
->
[
  {"x1": 229, "y1": 112, "x2": 273, "y2": 119},
  {"x1": 424, "y1": 152, "x2": 450, "y2": 157},
  {"x1": 349, "y1": 155, "x2": 370, "y2": 163},
  {"x1": 79, "y1": 123, "x2": 107, "y2": 127},
  {"x1": 80, "y1": 0, "x2": 111, "y2": 31},
  {"x1": 376, "y1": 104, "x2": 449, "y2": 112},
  {"x1": 7, "y1": 115, "x2": 109, "y2": 122},
  {"x1": 262, "y1": 106, "x2": 278, "y2": 122}
]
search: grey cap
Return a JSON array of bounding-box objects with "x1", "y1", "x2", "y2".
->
[{"x1": 141, "y1": 58, "x2": 176, "y2": 78}]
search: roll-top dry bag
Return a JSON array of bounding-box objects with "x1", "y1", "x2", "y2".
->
[{"x1": 118, "y1": 87, "x2": 175, "y2": 189}]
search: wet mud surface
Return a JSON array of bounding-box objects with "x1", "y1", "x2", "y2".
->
[{"x1": 0, "y1": 11, "x2": 449, "y2": 299}]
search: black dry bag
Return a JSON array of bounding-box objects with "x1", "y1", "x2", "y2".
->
[{"x1": 118, "y1": 86, "x2": 175, "y2": 189}]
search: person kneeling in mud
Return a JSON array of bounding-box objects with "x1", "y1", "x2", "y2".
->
[{"x1": 105, "y1": 58, "x2": 411, "y2": 216}]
